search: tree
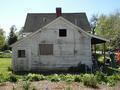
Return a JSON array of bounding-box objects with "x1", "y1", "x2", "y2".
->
[
  {"x1": 0, "y1": 28, "x2": 5, "y2": 50},
  {"x1": 90, "y1": 14, "x2": 98, "y2": 34},
  {"x1": 8, "y1": 25, "x2": 18, "y2": 46},
  {"x1": 17, "y1": 26, "x2": 24, "y2": 39},
  {"x1": 95, "y1": 11, "x2": 120, "y2": 50}
]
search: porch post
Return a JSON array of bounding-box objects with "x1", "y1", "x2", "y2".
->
[
  {"x1": 103, "y1": 43, "x2": 106, "y2": 64},
  {"x1": 94, "y1": 44, "x2": 96, "y2": 54}
]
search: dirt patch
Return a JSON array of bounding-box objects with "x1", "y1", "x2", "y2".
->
[{"x1": 0, "y1": 81, "x2": 120, "y2": 90}]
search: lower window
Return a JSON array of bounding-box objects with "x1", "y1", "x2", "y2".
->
[{"x1": 18, "y1": 50, "x2": 25, "y2": 57}]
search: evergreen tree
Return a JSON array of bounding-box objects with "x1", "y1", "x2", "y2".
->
[
  {"x1": 0, "y1": 28, "x2": 5, "y2": 50},
  {"x1": 8, "y1": 25, "x2": 18, "y2": 46}
]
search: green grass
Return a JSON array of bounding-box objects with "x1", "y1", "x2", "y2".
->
[{"x1": 0, "y1": 58, "x2": 12, "y2": 73}]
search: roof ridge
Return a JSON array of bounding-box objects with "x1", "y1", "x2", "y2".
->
[{"x1": 27, "y1": 13, "x2": 86, "y2": 14}]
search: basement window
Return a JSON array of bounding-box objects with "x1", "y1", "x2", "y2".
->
[
  {"x1": 59, "y1": 29, "x2": 67, "y2": 37},
  {"x1": 39, "y1": 44, "x2": 53, "y2": 55},
  {"x1": 18, "y1": 50, "x2": 25, "y2": 58}
]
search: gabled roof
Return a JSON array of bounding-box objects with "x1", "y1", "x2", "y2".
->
[
  {"x1": 23, "y1": 13, "x2": 91, "y2": 32},
  {"x1": 11, "y1": 16, "x2": 109, "y2": 47}
]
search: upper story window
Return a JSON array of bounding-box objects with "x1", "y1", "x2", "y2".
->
[
  {"x1": 18, "y1": 50, "x2": 25, "y2": 58},
  {"x1": 59, "y1": 29, "x2": 67, "y2": 37}
]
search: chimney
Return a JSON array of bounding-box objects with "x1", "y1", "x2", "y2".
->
[{"x1": 56, "y1": 8, "x2": 62, "y2": 17}]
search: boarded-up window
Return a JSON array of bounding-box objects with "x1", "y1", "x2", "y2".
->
[
  {"x1": 18, "y1": 50, "x2": 25, "y2": 57},
  {"x1": 39, "y1": 44, "x2": 53, "y2": 55}
]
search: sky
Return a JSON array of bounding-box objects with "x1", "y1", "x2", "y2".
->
[{"x1": 0, "y1": 0, "x2": 120, "y2": 36}]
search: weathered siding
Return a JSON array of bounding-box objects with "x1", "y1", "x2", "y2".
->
[{"x1": 12, "y1": 18, "x2": 92, "y2": 71}]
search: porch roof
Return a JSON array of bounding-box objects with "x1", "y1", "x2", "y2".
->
[{"x1": 91, "y1": 35, "x2": 109, "y2": 44}]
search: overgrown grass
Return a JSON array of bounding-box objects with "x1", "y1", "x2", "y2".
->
[
  {"x1": 0, "y1": 57, "x2": 120, "y2": 88},
  {"x1": 0, "y1": 58, "x2": 12, "y2": 73},
  {"x1": 0, "y1": 53, "x2": 12, "y2": 58}
]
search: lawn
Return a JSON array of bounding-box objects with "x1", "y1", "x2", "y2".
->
[
  {"x1": 0, "y1": 58, "x2": 12, "y2": 73},
  {"x1": 0, "y1": 58, "x2": 120, "y2": 89}
]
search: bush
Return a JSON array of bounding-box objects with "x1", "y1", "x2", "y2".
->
[
  {"x1": 26, "y1": 73, "x2": 46, "y2": 81},
  {"x1": 107, "y1": 76, "x2": 117, "y2": 86},
  {"x1": 95, "y1": 71, "x2": 107, "y2": 84},
  {"x1": 0, "y1": 53, "x2": 12, "y2": 58},
  {"x1": 7, "y1": 66, "x2": 13, "y2": 71},
  {"x1": 59, "y1": 74, "x2": 75, "y2": 82},
  {"x1": 82, "y1": 74, "x2": 98, "y2": 88},
  {"x1": 74, "y1": 75, "x2": 82, "y2": 82},
  {"x1": 49, "y1": 74, "x2": 61, "y2": 82},
  {"x1": 65, "y1": 74, "x2": 75, "y2": 82},
  {"x1": 68, "y1": 62, "x2": 90, "y2": 73},
  {"x1": 0, "y1": 73, "x2": 5, "y2": 83},
  {"x1": 23, "y1": 81, "x2": 31, "y2": 90},
  {"x1": 7, "y1": 73, "x2": 18, "y2": 82},
  {"x1": 106, "y1": 74, "x2": 120, "y2": 86}
]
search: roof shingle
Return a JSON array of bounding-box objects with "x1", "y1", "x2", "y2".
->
[{"x1": 23, "y1": 13, "x2": 91, "y2": 32}]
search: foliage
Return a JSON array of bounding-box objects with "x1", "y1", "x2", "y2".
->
[
  {"x1": 82, "y1": 74, "x2": 98, "y2": 88},
  {"x1": 95, "y1": 71, "x2": 107, "y2": 84},
  {"x1": 0, "y1": 73, "x2": 5, "y2": 83},
  {"x1": 7, "y1": 73, "x2": 18, "y2": 82},
  {"x1": 68, "y1": 62, "x2": 90, "y2": 73},
  {"x1": 48, "y1": 74, "x2": 61, "y2": 82},
  {"x1": 7, "y1": 66, "x2": 13, "y2": 71},
  {"x1": 22, "y1": 81, "x2": 31, "y2": 90},
  {"x1": 65, "y1": 85, "x2": 72, "y2": 90},
  {"x1": 90, "y1": 14, "x2": 98, "y2": 34},
  {"x1": 8, "y1": 25, "x2": 18, "y2": 49},
  {"x1": 74, "y1": 75, "x2": 82, "y2": 82},
  {"x1": 106, "y1": 75, "x2": 117, "y2": 86},
  {"x1": 26, "y1": 73, "x2": 46, "y2": 81},
  {"x1": 0, "y1": 28, "x2": 5, "y2": 50},
  {"x1": 0, "y1": 53, "x2": 12, "y2": 58},
  {"x1": 0, "y1": 58, "x2": 12, "y2": 73},
  {"x1": 1, "y1": 57, "x2": 120, "y2": 87},
  {"x1": 64, "y1": 74, "x2": 75, "y2": 82},
  {"x1": 94, "y1": 11, "x2": 120, "y2": 50}
]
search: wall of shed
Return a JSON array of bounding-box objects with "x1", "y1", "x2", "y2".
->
[{"x1": 12, "y1": 19, "x2": 92, "y2": 71}]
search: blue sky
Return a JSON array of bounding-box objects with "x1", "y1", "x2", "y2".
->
[{"x1": 0, "y1": 0, "x2": 120, "y2": 35}]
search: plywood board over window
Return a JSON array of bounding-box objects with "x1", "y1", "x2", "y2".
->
[{"x1": 39, "y1": 44, "x2": 53, "y2": 55}]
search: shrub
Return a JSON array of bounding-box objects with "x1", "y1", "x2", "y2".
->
[
  {"x1": 23, "y1": 81, "x2": 31, "y2": 90},
  {"x1": 26, "y1": 73, "x2": 46, "y2": 81},
  {"x1": 7, "y1": 74, "x2": 18, "y2": 82},
  {"x1": 68, "y1": 62, "x2": 90, "y2": 73},
  {"x1": 95, "y1": 71, "x2": 107, "y2": 84},
  {"x1": 74, "y1": 75, "x2": 82, "y2": 82},
  {"x1": 64, "y1": 74, "x2": 75, "y2": 82},
  {"x1": 106, "y1": 74, "x2": 120, "y2": 86},
  {"x1": 0, "y1": 73, "x2": 4, "y2": 83},
  {"x1": 7, "y1": 66, "x2": 13, "y2": 71},
  {"x1": 107, "y1": 75, "x2": 117, "y2": 86},
  {"x1": 0, "y1": 53, "x2": 12, "y2": 58},
  {"x1": 82, "y1": 74, "x2": 98, "y2": 88},
  {"x1": 50, "y1": 74, "x2": 61, "y2": 82}
]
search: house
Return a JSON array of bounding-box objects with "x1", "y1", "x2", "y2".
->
[{"x1": 11, "y1": 8, "x2": 108, "y2": 72}]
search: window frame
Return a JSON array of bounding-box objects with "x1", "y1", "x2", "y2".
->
[
  {"x1": 59, "y1": 29, "x2": 67, "y2": 37},
  {"x1": 18, "y1": 50, "x2": 26, "y2": 58},
  {"x1": 39, "y1": 44, "x2": 53, "y2": 55}
]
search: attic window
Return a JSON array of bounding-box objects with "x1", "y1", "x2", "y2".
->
[
  {"x1": 59, "y1": 29, "x2": 67, "y2": 37},
  {"x1": 18, "y1": 50, "x2": 25, "y2": 58}
]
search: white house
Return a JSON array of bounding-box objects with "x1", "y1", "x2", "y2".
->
[{"x1": 11, "y1": 8, "x2": 108, "y2": 72}]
